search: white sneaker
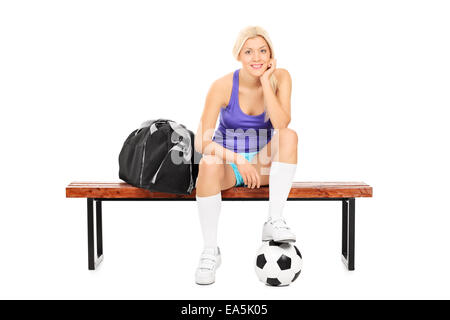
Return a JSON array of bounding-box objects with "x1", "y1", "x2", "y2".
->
[
  {"x1": 195, "y1": 247, "x2": 221, "y2": 285},
  {"x1": 262, "y1": 218, "x2": 296, "y2": 243}
]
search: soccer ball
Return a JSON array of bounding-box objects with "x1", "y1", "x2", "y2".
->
[{"x1": 255, "y1": 240, "x2": 303, "y2": 286}]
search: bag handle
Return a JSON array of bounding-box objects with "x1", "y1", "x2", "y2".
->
[
  {"x1": 135, "y1": 118, "x2": 168, "y2": 136},
  {"x1": 135, "y1": 119, "x2": 190, "y2": 156}
]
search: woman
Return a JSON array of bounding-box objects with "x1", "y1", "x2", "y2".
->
[{"x1": 194, "y1": 26, "x2": 298, "y2": 285}]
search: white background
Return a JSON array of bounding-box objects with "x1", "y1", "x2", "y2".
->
[{"x1": 1, "y1": 0, "x2": 449, "y2": 300}]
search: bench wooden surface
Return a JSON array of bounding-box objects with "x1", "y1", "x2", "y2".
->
[{"x1": 66, "y1": 181, "x2": 372, "y2": 199}]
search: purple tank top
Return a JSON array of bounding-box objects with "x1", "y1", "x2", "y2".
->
[{"x1": 212, "y1": 69, "x2": 274, "y2": 153}]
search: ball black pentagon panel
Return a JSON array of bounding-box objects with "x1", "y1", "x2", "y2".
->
[
  {"x1": 266, "y1": 278, "x2": 281, "y2": 286},
  {"x1": 277, "y1": 254, "x2": 291, "y2": 270},
  {"x1": 256, "y1": 254, "x2": 267, "y2": 269},
  {"x1": 268, "y1": 240, "x2": 281, "y2": 246},
  {"x1": 292, "y1": 270, "x2": 301, "y2": 282},
  {"x1": 295, "y1": 246, "x2": 302, "y2": 259}
]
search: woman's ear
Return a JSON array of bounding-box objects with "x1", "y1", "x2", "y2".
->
[{"x1": 237, "y1": 51, "x2": 243, "y2": 62}]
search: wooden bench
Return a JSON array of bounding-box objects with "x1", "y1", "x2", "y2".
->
[{"x1": 66, "y1": 182, "x2": 372, "y2": 271}]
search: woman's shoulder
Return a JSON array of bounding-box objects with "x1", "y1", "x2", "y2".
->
[
  {"x1": 274, "y1": 68, "x2": 291, "y2": 83},
  {"x1": 216, "y1": 70, "x2": 235, "y2": 88},
  {"x1": 210, "y1": 71, "x2": 234, "y2": 108}
]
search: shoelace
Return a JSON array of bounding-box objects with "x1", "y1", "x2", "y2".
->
[{"x1": 198, "y1": 253, "x2": 218, "y2": 271}]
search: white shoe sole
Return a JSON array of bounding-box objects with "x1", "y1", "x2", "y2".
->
[
  {"x1": 262, "y1": 236, "x2": 296, "y2": 243},
  {"x1": 196, "y1": 275, "x2": 215, "y2": 285}
]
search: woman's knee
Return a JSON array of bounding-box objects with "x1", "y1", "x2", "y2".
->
[
  {"x1": 277, "y1": 128, "x2": 298, "y2": 147},
  {"x1": 198, "y1": 155, "x2": 225, "y2": 179}
]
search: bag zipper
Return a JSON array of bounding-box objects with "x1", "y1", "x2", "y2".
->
[
  {"x1": 187, "y1": 161, "x2": 194, "y2": 193},
  {"x1": 150, "y1": 131, "x2": 170, "y2": 184},
  {"x1": 139, "y1": 130, "x2": 149, "y2": 187},
  {"x1": 150, "y1": 158, "x2": 165, "y2": 184}
]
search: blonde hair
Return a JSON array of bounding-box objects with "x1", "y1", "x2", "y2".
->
[{"x1": 232, "y1": 26, "x2": 278, "y2": 123}]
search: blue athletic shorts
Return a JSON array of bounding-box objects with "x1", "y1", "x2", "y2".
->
[{"x1": 230, "y1": 151, "x2": 259, "y2": 187}]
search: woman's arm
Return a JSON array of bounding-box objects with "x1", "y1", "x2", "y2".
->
[
  {"x1": 194, "y1": 79, "x2": 245, "y2": 165},
  {"x1": 261, "y1": 68, "x2": 292, "y2": 129}
]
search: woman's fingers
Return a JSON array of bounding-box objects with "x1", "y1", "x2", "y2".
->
[
  {"x1": 248, "y1": 174, "x2": 254, "y2": 188},
  {"x1": 245, "y1": 173, "x2": 251, "y2": 187},
  {"x1": 247, "y1": 173, "x2": 254, "y2": 188},
  {"x1": 244, "y1": 169, "x2": 261, "y2": 189},
  {"x1": 240, "y1": 165, "x2": 262, "y2": 189},
  {"x1": 251, "y1": 168, "x2": 261, "y2": 189},
  {"x1": 249, "y1": 172, "x2": 258, "y2": 189}
]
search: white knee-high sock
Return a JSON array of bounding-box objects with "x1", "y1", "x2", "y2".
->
[
  {"x1": 196, "y1": 192, "x2": 221, "y2": 252},
  {"x1": 268, "y1": 161, "x2": 297, "y2": 221}
]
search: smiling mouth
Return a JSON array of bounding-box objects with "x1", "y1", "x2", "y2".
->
[{"x1": 251, "y1": 64, "x2": 263, "y2": 69}]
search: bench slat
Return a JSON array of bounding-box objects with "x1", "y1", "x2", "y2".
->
[{"x1": 66, "y1": 182, "x2": 372, "y2": 199}]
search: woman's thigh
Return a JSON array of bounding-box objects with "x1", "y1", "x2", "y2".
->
[
  {"x1": 250, "y1": 138, "x2": 275, "y2": 187},
  {"x1": 220, "y1": 163, "x2": 237, "y2": 190},
  {"x1": 198, "y1": 155, "x2": 236, "y2": 190}
]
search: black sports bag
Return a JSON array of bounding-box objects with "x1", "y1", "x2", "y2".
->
[{"x1": 118, "y1": 118, "x2": 202, "y2": 195}]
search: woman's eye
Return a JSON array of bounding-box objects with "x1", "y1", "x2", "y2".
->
[{"x1": 245, "y1": 49, "x2": 266, "y2": 54}]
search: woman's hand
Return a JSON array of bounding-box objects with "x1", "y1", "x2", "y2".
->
[
  {"x1": 260, "y1": 58, "x2": 277, "y2": 83},
  {"x1": 236, "y1": 155, "x2": 261, "y2": 189}
]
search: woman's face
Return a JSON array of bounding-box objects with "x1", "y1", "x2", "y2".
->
[{"x1": 238, "y1": 36, "x2": 271, "y2": 77}]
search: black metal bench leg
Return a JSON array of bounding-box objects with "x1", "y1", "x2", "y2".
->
[
  {"x1": 87, "y1": 198, "x2": 104, "y2": 270},
  {"x1": 87, "y1": 199, "x2": 95, "y2": 270},
  {"x1": 96, "y1": 200, "x2": 104, "y2": 265},
  {"x1": 341, "y1": 198, "x2": 355, "y2": 271},
  {"x1": 342, "y1": 199, "x2": 348, "y2": 259}
]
